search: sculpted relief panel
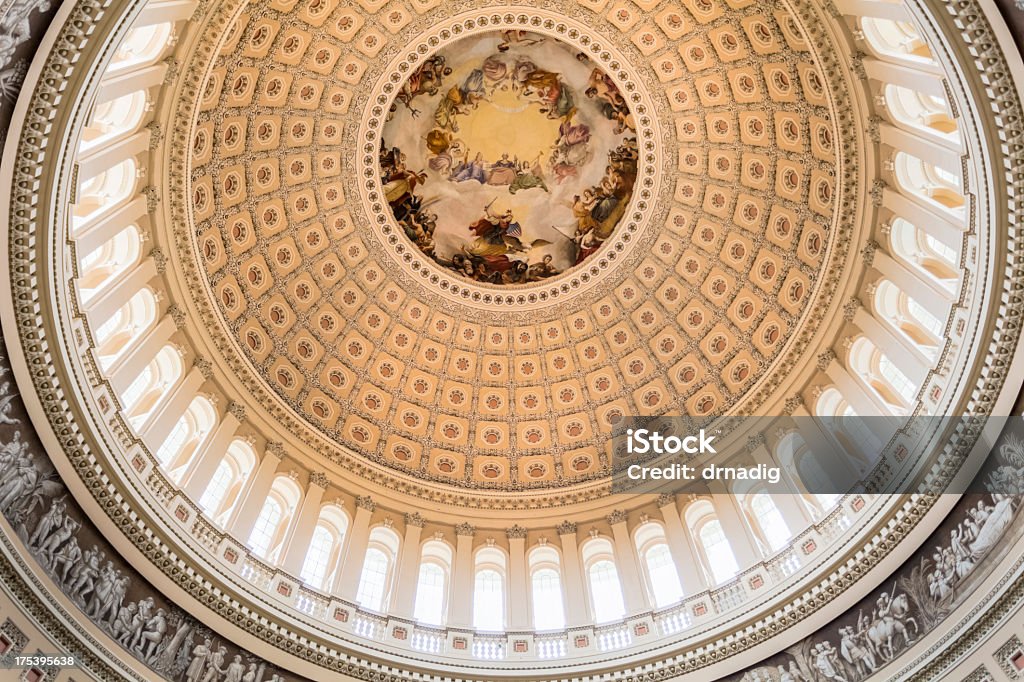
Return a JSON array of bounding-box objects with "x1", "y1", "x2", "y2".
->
[
  {"x1": 725, "y1": 437, "x2": 1024, "y2": 682},
  {"x1": 0, "y1": 332, "x2": 305, "y2": 682}
]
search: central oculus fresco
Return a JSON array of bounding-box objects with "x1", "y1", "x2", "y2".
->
[{"x1": 380, "y1": 30, "x2": 637, "y2": 285}]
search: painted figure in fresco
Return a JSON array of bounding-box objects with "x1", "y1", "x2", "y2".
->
[{"x1": 392, "y1": 54, "x2": 452, "y2": 118}]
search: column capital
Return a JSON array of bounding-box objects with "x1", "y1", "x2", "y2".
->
[
  {"x1": 556, "y1": 520, "x2": 577, "y2": 536},
  {"x1": 226, "y1": 401, "x2": 246, "y2": 421},
  {"x1": 505, "y1": 524, "x2": 527, "y2": 540},
  {"x1": 783, "y1": 395, "x2": 805, "y2": 415},
  {"x1": 405, "y1": 511, "x2": 426, "y2": 528},
  {"x1": 308, "y1": 471, "x2": 329, "y2": 489},
  {"x1": 194, "y1": 357, "x2": 214, "y2": 379},
  {"x1": 657, "y1": 492, "x2": 676, "y2": 509},
  {"x1": 455, "y1": 522, "x2": 475, "y2": 537},
  {"x1": 355, "y1": 495, "x2": 376, "y2": 512},
  {"x1": 816, "y1": 349, "x2": 837, "y2": 371},
  {"x1": 265, "y1": 441, "x2": 286, "y2": 460},
  {"x1": 606, "y1": 509, "x2": 627, "y2": 525}
]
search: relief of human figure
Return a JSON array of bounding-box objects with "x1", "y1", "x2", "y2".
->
[
  {"x1": 39, "y1": 516, "x2": 77, "y2": 571},
  {"x1": 111, "y1": 602, "x2": 137, "y2": 646},
  {"x1": 223, "y1": 654, "x2": 246, "y2": 682},
  {"x1": 135, "y1": 607, "x2": 167, "y2": 661},
  {"x1": 201, "y1": 645, "x2": 227, "y2": 682},
  {"x1": 185, "y1": 637, "x2": 212, "y2": 682},
  {"x1": 0, "y1": 450, "x2": 36, "y2": 512},
  {"x1": 29, "y1": 496, "x2": 65, "y2": 548},
  {"x1": 50, "y1": 532, "x2": 80, "y2": 583}
]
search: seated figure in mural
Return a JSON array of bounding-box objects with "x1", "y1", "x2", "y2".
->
[
  {"x1": 486, "y1": 153, "x2": 519, "y2": 186},
  {"x1": 452, "y1": 152, "x2": 488, "y2": 183}
]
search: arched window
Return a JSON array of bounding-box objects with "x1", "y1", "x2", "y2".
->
[
  {"x1": 472, "y1": 547, "x2": 506, "y2": 631},
  {"x1": 247, "y1": 476, "x2": 300, "y2": 562},
  {"x1": 873, "y1": 279, "x2": 943, "y2": 353},
  {"x1": 94, "y1": 288, "x2": 159, "y2": 369},
  {"x1": 581, "y1": 538, "x2": 625, "y2": 623},
  {"x1": 634, "y1": 523, "x2": 683, "y2": 607},
  {"x1": 300, "y1": 506, "x2": 348, "y2": 590},
  {"x1": 73, "y1": 158, "x2": 138, "y2": 227},
  {"x1": 356, "y1": 526, "x2": 400, "y2": 611},
  {"x1": 81, "y1": 90, "x2": 149, "y2": 150},
  {"x1": 77, "y1": 225, "x2": 143, "y2": 302},
  {"x1": 889, "y1": 217, "x2": 959, "y2": 288},
  {"x1": 686, "y1": 501, "x2": 739, "y2": 585},
  {"x1": 860, "y1": 17, "x2": 934, "y2": 64},
  {"x1": 814, "y1": 388, "x2": 882, "y2": 470},
  {"x1": 199, "y1": 439, "x2": 256, "y2": 522},
  {"x1": 110, "y1": 22, "x2": 174, "y2": 71},
  {"x1": 883, "y1": 83, "x2": 957, "y2": 137},
  {"x1": 893, "y1": 152, "x2": 964, "y2": 213},
  {"x1": 748, "y1": 493, "x2": 791, "y2": 552},
  {"x1": 156, "y1": 395, "x2": 217, "y2": 478},
  {"x1": 414, "y1": 540, "x2": 452, "y2": 626},
  {"x1": 849, "y1": 336, "x2": 918, "y2": 412},
  {"x1": 528, "y1": 545, "x2": 565, "y2": 630},
  {"x1": 121, "y1": 345, "x2": 184, "y2": 429}
]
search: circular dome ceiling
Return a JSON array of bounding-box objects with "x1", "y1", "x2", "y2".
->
[
  {"x1": 380, "y1": 29, "x2": 637, "y2": 284},
  {"x1": 183, "y1": 2, "x2": 848, "y2": 494}
]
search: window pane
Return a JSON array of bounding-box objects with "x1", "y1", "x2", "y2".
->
[
  {"x1": 300, "y1": 525, "x2": 335, "y2": 589},
  {"x1": 644, "y1": 544, "x2": 683, "y2": 606},
  {"x1": 248, "y1": 498, "x2": 282, "y2": 558},
  {"x1": 473, "y1": 569, "x2": 505, "y2": 631},
  {"x1": 413, "y1": 563, "x2": 446, "y2": 625},
  {"x1": 699, "y1": 520, "x2": 739, "y2": 583},
  {"x1": 588, "y1": 560, "x2": 625, "y2": 623},
  {"x1": 356, "y1": 548, "x2": 389, "y2": 611},
  {"x1": 200, "y1": 460, "x2": 233, "y2": 516},
  {"x1": 531, "y1": 568, "x2": 565, "y2": 630},
  {"x1": 750, "y1": 494, "x2": 791, "y2": 552}
]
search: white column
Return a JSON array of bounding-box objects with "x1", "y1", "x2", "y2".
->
[
  {"x1": 228, "y1": 445, "x2": 282, "y2": 541},
  {"x1": 85, "y1": 258, "x2": 157, "y2": 322},
  {"x1": 95, "y1": 65, "x2": 167, "y2": 105},
  {"x1": 135, "y1": 0, "x2": 195, "y2": 25},
  {"x1": 707, "y1": 483, "x2": 761, "y2": 567},
  {"x1": 862, "y1": 57, "x2": 945, "y2": 93},
  {"x1": 557, "y1": 522, "x2": 587, "y2": 627},
  {"x1": 181, "y1": 404, "x2": 243, "y2": 497},
  {"x1": 748, "y1": 443, "x2": 811, "y2": 536},
  {"x1": 141, "y1": 365, "x2": 204, "y2": 447},
  {"x1": 873, "y1": 249, "x2": 955, "y2": 319},
  {"x1": 72, "y1": 195, "x2": 147, "y2": 248},
  {"x1": 333, "y1": 497, "x2": 375, "y2": 600},
  {"x1": 392, "y1": 513, "x2": 425, "y2": 619},
  {"x1": 608, "y1": 511, "x2": 650, "y2": 613},
  {"x1": 106, "y1": 316, "x2": 175, "y2": 394},
  {"x1": 854, "y1": 307, "x2": 930, "y2": 382},
  {"x1": 823, "y1": 354, "x2": 895, "y2": 420},
  {"x1": 834, "y1": 0, "x2": 909, "y2": 21},
  {"x1": 879, "y1": 123, "x2": 961, "y2": 169},
  {"x1": 76, "y1": 131, "x2": 149, "y2": 180},
  {"x1": 507, "y1": 526, "x2": 529, "y2": 629},
  {"x1": 793, "y1": 404, "x2": 868, "y2": 481},
  {"x1": 281, "y1": 472, "x2": 328, "y2": 576},
  {"x1": 448, "y1": 524, "x2": 475, "y2": 627},
  {"x1": 657, "y1": 494, "x2": 707, "y2": 595}
]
